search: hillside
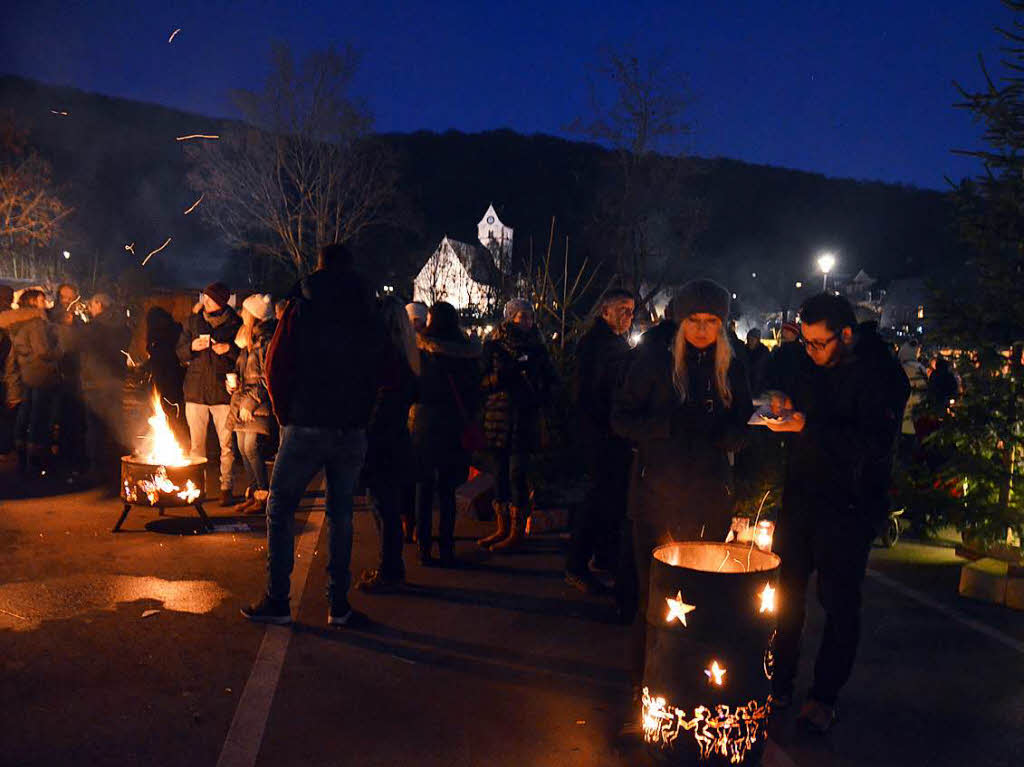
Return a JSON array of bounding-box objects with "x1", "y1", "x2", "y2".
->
[{"x1": 0, "y1": 74, "x2": 966, "y2": 299}]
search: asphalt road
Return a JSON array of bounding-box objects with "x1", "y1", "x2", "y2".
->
[{"x1": 1, "y1": 474, "x2": 1022, "y2": 767}]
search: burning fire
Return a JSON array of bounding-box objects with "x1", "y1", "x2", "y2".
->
[
  {"x1": 705, "y1": 660, "x2": 727, "y2": 686},
  {"x1": 140, "y1": 390, "x2": 190, "y2": 466},
  {"x1": 758, "y1": 583, "x2": 776, "y2": 614},
  {"x1": 665, "y1": 590, "x2": 696, "y2": 626}
]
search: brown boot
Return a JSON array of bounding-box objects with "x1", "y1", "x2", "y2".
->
[
  {"x1": 477, "y1": 501, "x2": 510, "y2": 548},
  {"x1": 490, "y1": 506, "x2": 525, "y2": 553},
  {"x1": 245, "y1": 489, "x2": 269, "y2": 515},
  {"x1": 232, "y1": 497, "x2": 257, "y2": 514}
]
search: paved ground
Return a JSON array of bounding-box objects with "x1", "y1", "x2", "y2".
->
[{"x1": 1, "y1": 467, "x2": 1022, "y2": 767}]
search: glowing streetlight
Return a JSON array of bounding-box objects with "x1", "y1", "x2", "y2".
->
[
  {"x1": 817, "y1": 252, "x2": 836, "y2": 291},
  {"x1": 795, "y1": 281, "x2": 803, "y2": 289},
  {"x1": 62, "y1": 250, "x2": 71, "y2": 260}
]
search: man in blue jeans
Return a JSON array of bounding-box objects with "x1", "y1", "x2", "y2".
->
[{"x1": 242, "y1": 244, "x2": 396, "y2": 627}]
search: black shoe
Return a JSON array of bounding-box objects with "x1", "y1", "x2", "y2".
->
[
  {"x1": 240, "y1": 597, "x2": 291, "y2": 625},
  {"x1": 356, "y1": 569, "x2": 404, "y2": 594},
  {"x1": 328, "y1": 599, "x2": 367, "y2": 627},
  {"x1": 565, "y1": 570, "x2": 609, "y2": 595}
]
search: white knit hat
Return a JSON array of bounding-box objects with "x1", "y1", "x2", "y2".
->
[{"x1": 242, "y1": 293, "x2": 274, "y2": 321}]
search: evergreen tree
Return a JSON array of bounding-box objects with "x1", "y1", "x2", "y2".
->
[{"x1": 913, "y1": 0, "x2": 1024, "y2": 545}]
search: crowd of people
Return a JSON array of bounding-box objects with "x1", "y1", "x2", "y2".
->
[{"x1": 5, "y1": 243, "x2": 944, "y2": 735}]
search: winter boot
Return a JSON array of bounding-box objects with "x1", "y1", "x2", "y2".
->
[
  {"x1": 477, "y1": 501, "x2": 510, "y2": 548},
  {"x1": 245, "y1": 489, "x2": 269, "y2": 515},
  {"x1": 490, "y1": 505, "x2": 526, "y2": 553}
]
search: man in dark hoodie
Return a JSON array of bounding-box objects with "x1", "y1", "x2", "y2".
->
[
  {"x1": 565, "y1": 289, "x2": 635, "y2": 596},
  {"x1": 176, "y1": 282, "x2": 241, "y2": 505},
  {"x1": 243, "y1": 244, "x2": 395, "y2": 627},
  {"x1": 764, "y1": 293, "x2": 909, "y2": 733}
]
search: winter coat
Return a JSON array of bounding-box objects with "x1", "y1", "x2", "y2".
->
[
  {"x1": 2, "y1": 308, "x2": 60, "y2": 402},
  {"x1": 227, "y1": 319, "x2": 277, "y2": 435},
  {"x1": 746, "y1": 341, "x2": 771, "y2": 394},
  {"x1": 480, "y1": 322, "x2": 557, "y2": 452},
  {"x1": 782, "y1": 323, "x2": 910, "y2": 528},
  {"x1": 408, "y1": 333, "x2": 482, "y2": 471},
  {"x1": 266, "y1": 267, "x2": 396, "y2": 429},
  {"x1": 176, "y1": 307, "x2": 242, "y2": 406},
  {"x1": 364, "y1": 354, "x2": 418, "y2": 486},
  {"x1": 79, "y1": 309, "x2": 131, "y2": 393},
  {"x1": 763, "y1": 339, "x2": 805, "y2": 394},
  {"x1": 146, "y1": 313, "x2": 184, "y2": 411},
  {"x1": 574, "y1": 317, "x2": 633, "y2": 442},
  {"x1": 612, "y1": 340, "x2": 753, "y2": 538}
]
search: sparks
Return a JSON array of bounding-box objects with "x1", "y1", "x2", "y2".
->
[
  {"x1": 120, "y1": 349, "x2": 136, "y2": 368},
  {"x1": 50, "y1": 110, "x2": 69, "y2": 116},
  {"x1": 665, "y1": 590, "x2": 696, "y2": 626},
  {"x1": 141, "y1": 237, "x2": 172, "y2": 266},
  {"x1": 183, "y1": 193, "x2": 204, "y2": 215},
  {"x1": 125, "y1": 242, "x2": 135, "y2": 254},
  {"x1": 704, "y1": 660, "x2": 727, "y2": 686},
  {"x1": 168, "y1": 28, "x2": 181, "y2": 43},
  {"x1": 758, "y1": 583, "x2": 776, "y2": 614},
  {"x1": 176, "y1": 134, "x2": 219, "y2": 141}
]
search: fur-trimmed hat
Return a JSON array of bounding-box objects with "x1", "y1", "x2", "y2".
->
[{"x1": 674, "y1": 279, "x2": 730, "y2": 322}]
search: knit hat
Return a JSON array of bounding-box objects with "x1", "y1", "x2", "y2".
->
[
  {"x1": 242, "y1": 293, "x2": 274, "y2": 321},
  {"x1": 674, "y1": 279, "x2": 730, "y2": 322},
  {"x1": 405, "y1": 302, "x2": 427, "y2": 323},
  {"x1": 503, "y1": 298, "x2": 532, "y2": 322},
  {"x1": 202, "y1": 282, "x2": 230, "y2": 309}
]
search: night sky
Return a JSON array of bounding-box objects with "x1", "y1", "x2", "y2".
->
[{"x1": 1, "y1": 0, "x2": 1008, "y2": 189}]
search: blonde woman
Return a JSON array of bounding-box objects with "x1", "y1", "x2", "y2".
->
[{"x1": 611, "y1": 278, "x2": 753, "y2": 687}]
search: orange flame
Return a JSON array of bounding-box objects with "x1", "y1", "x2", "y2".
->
[{"x1": 140, "y1": 390, "x2": 189, "y2": 467}]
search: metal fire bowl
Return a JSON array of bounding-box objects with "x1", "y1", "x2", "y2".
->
[{"x1": 120, "y1": 456, "x2": 207, "y2": 508}]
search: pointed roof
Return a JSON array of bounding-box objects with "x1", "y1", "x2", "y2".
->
[
  {"x1": 479, "y1": 203, "x2": 508, "y2": 229},
  {"x1": 852, "y1": 269, "x2": 876, "y2": 285},
  {"x1": 441, "y1": 236, "x2": 500, "y2": 286}
]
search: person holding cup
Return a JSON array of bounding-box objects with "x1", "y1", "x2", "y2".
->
[
  {"x1": 226, "y1": 294, "x2": 278, "y2": 514},
  {"x1": 176, "y1": 282, "x2": 242, "y2": 505}
]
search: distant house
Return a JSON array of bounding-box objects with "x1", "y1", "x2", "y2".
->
[
  {"x1": 413, "y1": 205, "x2": 514, "y2": 312},
  {"x1": 881, "y1": 278, "x2": 928, "y2": 332}
]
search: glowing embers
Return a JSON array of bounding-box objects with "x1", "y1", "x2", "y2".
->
[
  {"x1": 665, "y1": 590, "x2": 696, "y2": 626},
  {"x1": 123, "y1": 467, "x2": 201, "y2": 506},
  {"x1": 758, "y1": 583, "x2": 776, "y2": 614},
  {"x1": 704, "y1": 660, "x2": 727, "y2": 686},
  {"x1": 641, "y1": 687, "x2": 770, "y2": 764}
]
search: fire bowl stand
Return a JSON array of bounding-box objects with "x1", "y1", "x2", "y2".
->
[{"x1": 113, "y1": 500, "x2": 213, "y2": 534}]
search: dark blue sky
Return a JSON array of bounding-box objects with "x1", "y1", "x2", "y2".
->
[{"x1": 1, "y1": 0, "x2": 1007, "y2": 189}]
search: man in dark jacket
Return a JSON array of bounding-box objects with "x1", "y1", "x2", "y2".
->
[
  {"x1": 764, "y1": 293, "x2": 909, "y2": 733},
  {"x1": 763, "y1": 321, "x2": 804, "y2": 393},
  {"x1": 565, "y1": 289, "x2": 635, "y2": 596},
  {"x1": 745, "y1": 328, "x2": 770, "y2": 394},
  {"x1": 176, "y1": 282, "x2": 241, "y2": 505},
  {"x1": 79, "y1": 293, "x2": 131, "y2": 483},
  {"x1": 243, "y1": 244, "x2": 395, "y2": 627}
]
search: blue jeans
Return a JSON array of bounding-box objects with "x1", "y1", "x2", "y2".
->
[
  {"x1": 237, "y1": 431, "x2": 268, "y2": 491},
  {"x1": 266, "y1": 426, "x2": 367, "y2": 604}
]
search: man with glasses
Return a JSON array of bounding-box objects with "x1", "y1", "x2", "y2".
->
[{"x1": 764, "y1": 293, "x2": 909, "y2": 733}]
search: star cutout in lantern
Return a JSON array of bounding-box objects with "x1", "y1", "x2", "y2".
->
[
  {"x1": 758, "y1": 583, "x2": 776, "y2": 614},
  {"x1": 705, "y1": 660, "x2": 727, "y2": 686},
  {"x1": 665, "y1": 590, "x2": 696, "y2": 626}
]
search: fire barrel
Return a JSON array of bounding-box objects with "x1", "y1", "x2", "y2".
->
[{"x1": 642, "y1": 541, "x2": 780, "y2": 765}]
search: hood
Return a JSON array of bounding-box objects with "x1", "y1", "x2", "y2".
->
[{"x1": 417, "y1": 333, "x2": 482, "y2": 359}]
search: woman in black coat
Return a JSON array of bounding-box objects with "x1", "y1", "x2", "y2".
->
[
  {"x1": 408, "y1": 302, "x2": 482, "y2": 567},
  {"x1": 357, "y1": 297, "x2": 419, "y2": 590},
  {"x1": 476, "y1": 298, "x2": 557, "y2": 553},
  {"x1": 611, "y1": 279, "x2": 753, "y2": 686}
]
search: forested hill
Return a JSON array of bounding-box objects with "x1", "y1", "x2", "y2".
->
[{"x1": 1, "y1": 74, "x2": 965, "y2": 297}]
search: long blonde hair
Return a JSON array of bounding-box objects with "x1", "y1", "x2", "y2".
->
[
  {"x1": 672, "y1": 324, "x2": 733, "y2": 407},
  {"x1": 380, "y1": 297, "x2": 421, "y2": 376}
]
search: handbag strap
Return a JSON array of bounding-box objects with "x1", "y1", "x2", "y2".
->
[{"x1": 446, "y1": 372, "x2": 471, "y2": 424}]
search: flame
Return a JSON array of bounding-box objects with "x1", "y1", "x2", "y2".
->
[
  {"x1": 758, "y1": 583, "x2": 776, "y2": 614},
  {"x1": 705, "y1": 660, "x2": 727, "y2": 686},
  {"x1": 665, "y1": 590, "x2": 696, "y2": 626},
  {"x1": 754, "y1": 520, "x2": 774, "y2": 552},
  {"x1": 140, "y1": 390, "x2": 189, "y2": 467}
]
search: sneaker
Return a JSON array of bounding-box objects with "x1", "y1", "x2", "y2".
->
[
  {"x1": 240, "y1": 597, "x2": 291, "y2": 625},
  {"x1": 565, "y1": 570, "x2": 609, "y2": 595},
  {"x1": 797, "y1": 699, "x2": 836, "y2": 734},
  {"x1": 356, "y1": 569, "x2": 404, "y2": 594},
  {"x1": 328, "y1": 599, "x2": 368, "y2": 627}
]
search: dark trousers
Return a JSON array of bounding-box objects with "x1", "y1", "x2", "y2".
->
[
  {"x1": 493, "y1": 448, "x2": 529, "y2": 508},
  {"x1": 772, "y1": 503, "x2": 876, "y2": 706},
  {"x1": 416, "y1": 462, "x2": 466, "y2": 558},
  {"x1": 567, "y1": 439, "x2": 631, "y2": 575},
  {"x1": 368, "y1": 479, "x2": 405, "y2": 579},
  {"x1": 14, "y1": 387, "x2": 59, "y2": 451}
]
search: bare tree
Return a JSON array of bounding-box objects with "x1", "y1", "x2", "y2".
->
[
  {"x1": 0, "y1": 115, "x2": 70, "y2": 281},
  {"x1": 568, "y1": 47, "x2": 704, "y2": 311},
  {"x1": 186, "y1": 43, "x2": 397, "y2": 276}
]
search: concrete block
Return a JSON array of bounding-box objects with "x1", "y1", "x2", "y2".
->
[{"x1": 958, "y1": 558, "x2": 1008, "y2": 605}]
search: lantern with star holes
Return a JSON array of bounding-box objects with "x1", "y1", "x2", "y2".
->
[{"x1": 642, "y1": 541, "x2": 780, "y2": 765}]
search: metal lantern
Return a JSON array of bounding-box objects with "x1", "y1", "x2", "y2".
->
[{"x1": 642, "y1": 541, "x2": 780, "y2": 765}]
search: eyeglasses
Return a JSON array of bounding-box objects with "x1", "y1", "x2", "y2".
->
[{"x1": 800, "y1": 333, "x2": 838, "y2": 352}]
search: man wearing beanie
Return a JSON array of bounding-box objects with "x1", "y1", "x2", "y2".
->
[{"x1": 176, "y1": 282, "x2": 242, "y2": 505}]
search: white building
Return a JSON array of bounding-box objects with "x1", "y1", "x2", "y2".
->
[
  {"x1": 413, "y1": 205, "x2": 514, "y2": 312},
  {"x1": 477, "y1": 203, "x2": 513, "y2": 275}
]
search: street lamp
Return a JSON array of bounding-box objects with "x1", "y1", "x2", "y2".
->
[
  {"x1": 62, "y1": 250, "x2": 71, "y2": 260},
  {"x1": 817, "y1": 252, "x2": 836, "y2": 291}
]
